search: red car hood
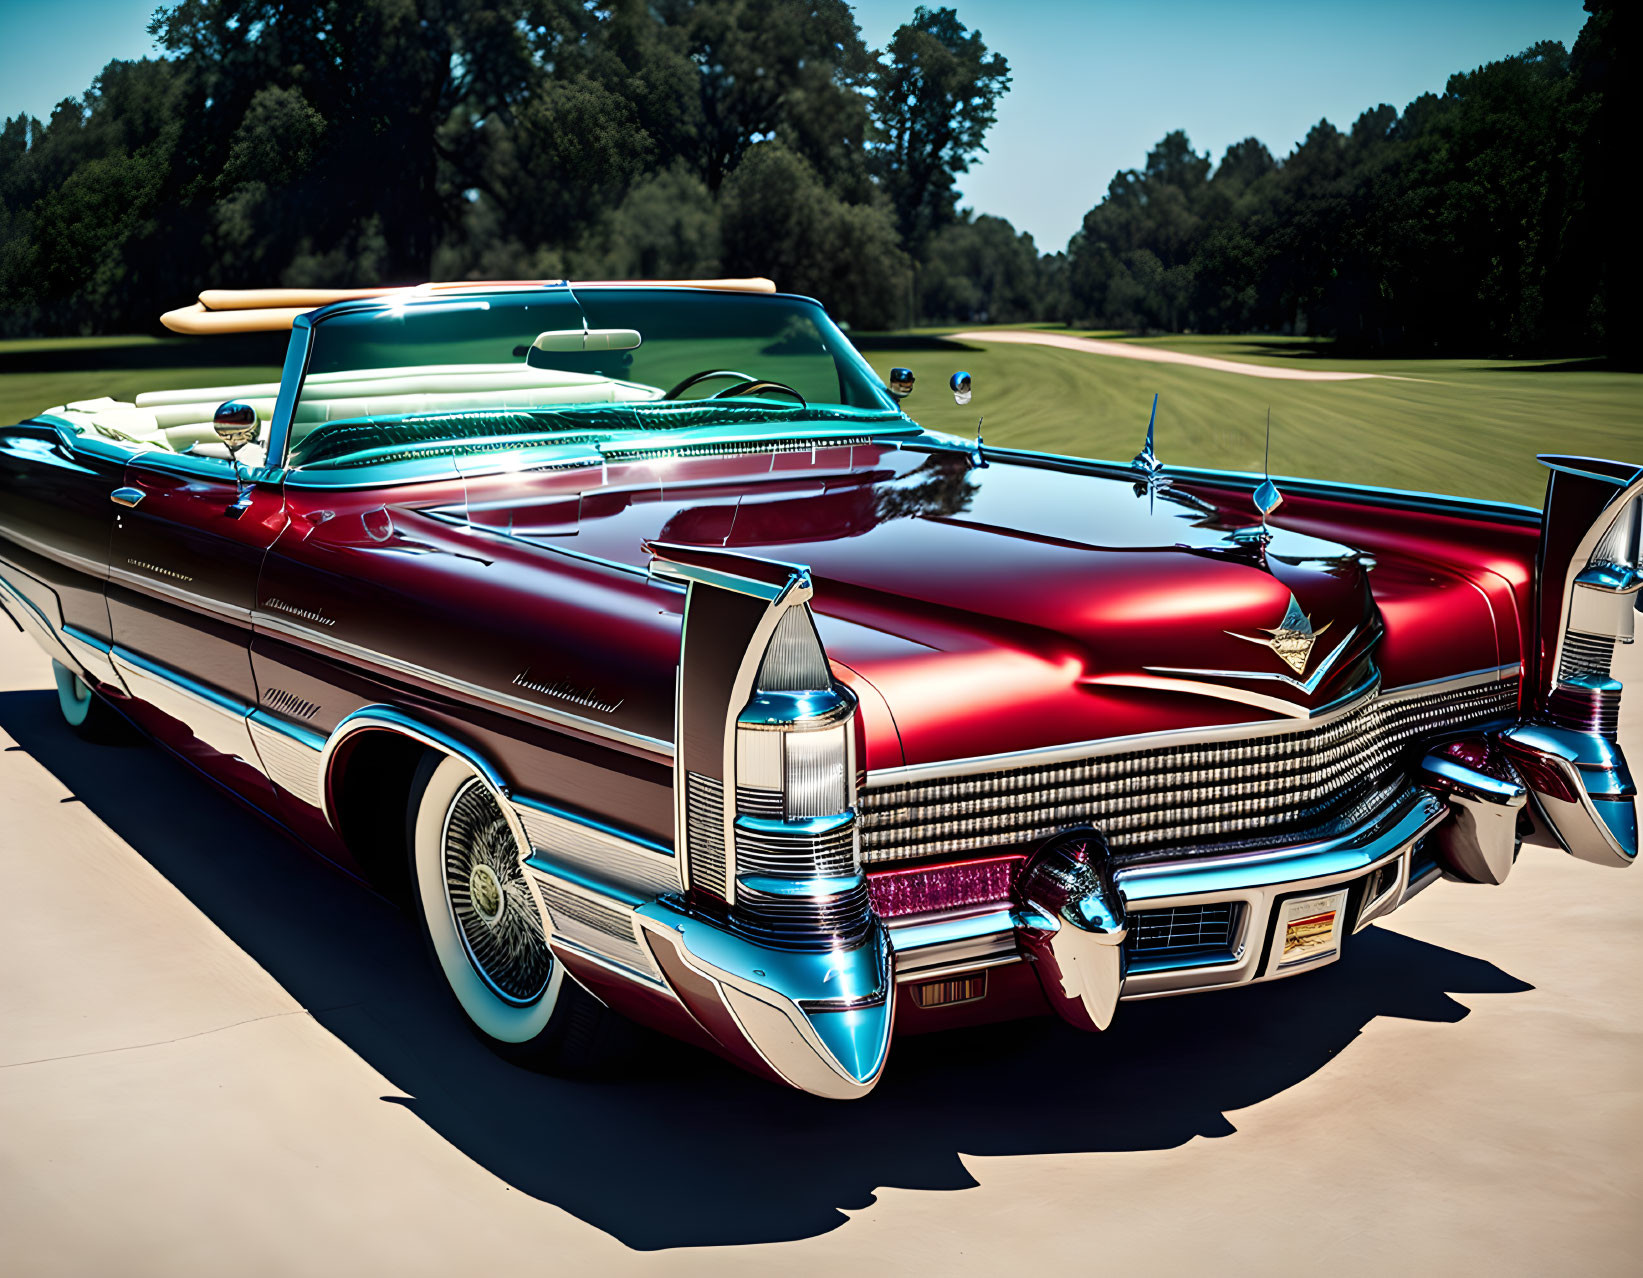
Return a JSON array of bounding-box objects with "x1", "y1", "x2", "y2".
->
[{"x1": 458, "y1": 442, "x2": 1495, "y2": 768}]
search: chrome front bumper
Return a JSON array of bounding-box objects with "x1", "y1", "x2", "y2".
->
[{"x1": 889, "y1": 785, "x2": 1453, "y2": 1005}]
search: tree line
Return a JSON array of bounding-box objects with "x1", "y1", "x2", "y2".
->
[
  {"x1": 0, "y1": 1, "x2": 1009, "y2": 335},
  {"x1": 0, "y1": 1, "x2": 1633, "y2": 359},
  {"x1": 1064, "y1": 1, "x2": 1634, "y2": 359}
]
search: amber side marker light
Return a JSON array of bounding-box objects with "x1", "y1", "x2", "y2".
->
[{"x1": 913, "y1": 973, "x2": 988, "y2": 1009}]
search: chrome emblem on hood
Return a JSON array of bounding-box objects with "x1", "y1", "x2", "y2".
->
[{"x1": 1227, "y1": 593, "x2": 1332, "y2": 674}]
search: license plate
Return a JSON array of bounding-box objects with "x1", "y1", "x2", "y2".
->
[{"x1": 1278, "y1": 889, "x2": 1349, "y2": 968}]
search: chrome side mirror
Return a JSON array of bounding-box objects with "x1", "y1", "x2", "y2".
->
[
  {"x1": 887, "y1": 367, "x2": 915, "y2": 400},
  {"x1": 213, "y1": 401, "x2": 259, "y2": 519},
  {"x1": 949, "y1": 371, "x2": 972, "y2": 406},
  {"x1": 213, "y1": 401, "x2": 260, "y2": 452}
]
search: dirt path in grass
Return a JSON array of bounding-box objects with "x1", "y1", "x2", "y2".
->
[{"x1": 949, "y1": 329, "x2": 1384, "y2": 381}]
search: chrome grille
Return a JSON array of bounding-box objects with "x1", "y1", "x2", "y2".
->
[
  {"x1": 1558, "y1": 632, "x2": 1615, "y2": 683},
  {"x1": 684, "y1": 772, "x2": 728, "y2": 899},
  {"x1": 1129, "y1": 903, "x2": 1240, "y2": 954},
  {"x1": 735, "y1": 785, "x2": 785, "y2": 820},
  {"x1": 732, "y1": 881, "x2": 872, "y2": 950},
  {"x1": 735, "y1": 820, "x2": 857, "y2": 879},
  {"x1": 860, "y1": 678, "x2": 1519, "y2": 863}
]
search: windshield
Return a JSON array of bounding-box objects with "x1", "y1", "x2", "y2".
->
[{"x1": 285, "y1": 287, "x2": 898, "y2": 469}]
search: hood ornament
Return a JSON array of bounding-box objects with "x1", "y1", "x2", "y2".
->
[
  {"x1": 1227, "y1": 592, "x2": 1332, "y2": 674},
  {"x1": 1232, "y1": 408, "x2": 1283, "y2": 545},
  {"x1": 1130, "y1": 394, "x2": 1162, "y2": 476}
]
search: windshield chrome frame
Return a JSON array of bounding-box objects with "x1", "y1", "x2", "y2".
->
[{"x1": 266, "y1": 286, "x2": 893, "y2": 476}]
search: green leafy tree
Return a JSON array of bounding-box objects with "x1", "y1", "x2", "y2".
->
[
  {"x1": 871, "y1": 5, "x2": 1010, "y2": 255},
  {"x1": 719, "y1": 141, "x2": 908, "y2": 328}
]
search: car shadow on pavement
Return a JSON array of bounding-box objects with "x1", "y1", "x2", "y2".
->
[{"x1": 0, "y1": 688, "x2": 1535, "y2": 1251}]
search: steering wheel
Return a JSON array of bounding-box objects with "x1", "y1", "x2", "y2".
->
[
  {"x1": 663, "y1": 369, "x2": 758, "y2": 400},
  {"x1": 662, "y1": 369, "x2": 809, "y2": 407}
]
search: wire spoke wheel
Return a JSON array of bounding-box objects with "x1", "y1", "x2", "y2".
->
[{"x1": 441, "y1": 778, "x2": 553, "y2": 1005}]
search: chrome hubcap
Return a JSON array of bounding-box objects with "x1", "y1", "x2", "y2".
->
[
  {"x1": 469, "y1": 863, "x2": 504, "y2": 924},
  {"x1": 442, "y1": 779, "x2": 552, "y2": 1005}
]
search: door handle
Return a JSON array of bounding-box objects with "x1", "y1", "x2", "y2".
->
[{"x1": 110, "y1": 487, "x2": 145, "y2": 508}]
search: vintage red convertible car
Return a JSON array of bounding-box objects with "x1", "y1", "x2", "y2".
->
[{"x1": 0, "y1": 280, "x2": 1636, "y2": 1098}]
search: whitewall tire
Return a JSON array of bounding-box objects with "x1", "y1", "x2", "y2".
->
[
  {"x1": 406, "y1": 751, "x2": 635, "y2": 1071},
  {"x1": 52, "y1": 660, "x2": 128, "y2": 742},
  {"x1": 409, "y1": 753, "x2": 564, "y2": 1043}
]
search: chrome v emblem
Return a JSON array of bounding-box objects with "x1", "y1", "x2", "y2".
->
[
  {"x1": 1137, "y1": 593, "x2": 1367, "y2": 705},
  {"x1": 1225, "y1": 593, "x2": 1331, "y2": 674}
]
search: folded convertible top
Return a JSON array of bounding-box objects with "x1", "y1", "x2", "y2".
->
[{"x1": 159, "y1": 278, "x2": 780, "y2": 335}]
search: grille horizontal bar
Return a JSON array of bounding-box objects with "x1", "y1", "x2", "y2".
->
[
  {"x1": 1558, "y1": 632, "x2": 1615, "y2": 683},
  {"x1": 1129, "y1": 903, "x2": 1239, "y2": 954},
  {"x1": 733, "y1": 881, "x2": 873, "y2": 950},
  {"x1": 735, "y1": 821, "x2": 857, "y2": 879},
  {"x1": 860, "y1": 678, "x2": 1518, "y2": 863}
]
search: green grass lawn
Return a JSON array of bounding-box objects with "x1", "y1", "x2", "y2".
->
[
  {"x1": 3, "y1": 331, "x2": 1638, "y2": 509},
  {"x1": 854, "y1": 330, "x2": 1641, "y2": 508},
  {"x1": 0, "y1": 335, "x2": 283, "y2": 435}
]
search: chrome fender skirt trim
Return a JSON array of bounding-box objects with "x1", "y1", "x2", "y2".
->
[
  {"x1": 635, "y1": 897, "x2": 894, "y2": 1100},
  {"x1": 1503, "y1": 723, "x2": 1637, "y2": 868},
  {"x1": 247, "y1": 709, "x2": 326, "y2": 809}
]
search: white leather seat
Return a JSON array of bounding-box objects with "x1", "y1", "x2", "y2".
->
[{"x1": 46, "y1": 365, "x2": 663, "y2": 460}]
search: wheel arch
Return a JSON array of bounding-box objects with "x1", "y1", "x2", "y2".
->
[{"x1": 321, "y1": 706, "x2": 535, "y2": 907}]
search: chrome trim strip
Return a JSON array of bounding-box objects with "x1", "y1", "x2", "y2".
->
[
  {"x1": 512, "y1": 793, "x2": 673, "y2": 857},
  {"x1": 1547, "y1": 470, "x2": 1643, "y2": 695},
  {"x1": 863, "y1": 665, "x2": 1518, "y2": 788},
  {"x1": 888, "y1": 906, "x2": 1018, "y2": 980},
  {"x1": 522, "y1": 855, "x2": 651, "y2": 907},
  {"x1": 0, "y1": 523, "x2": 109, "y2": 579},
  {"x1": 247, "y1": 707, "x2": 327, "y2": 751},
  {"x1": 109, "y1": 644, "x2": 263, "y2": 765},
  {"x1": 111, "y1": 644, "x2": 253, "y2": 718},
  {"x1": 514, "y1": 794, "x2": 680, "y2": 903},
  {"x1": 523, "y1": 859, "x2": 665, "y2": 982},
  {"x1": 108, "y1": 562, "x2": 250, "y2": 622},
  {"x1": 1114, "y1": 789, "x2": 1447, "y2": 902},
  {"x1": 1083, "y1": 670, "x2": 1358, "y2": 720},
  {"x1": 418, "y1": 509, "x2": 665, "y2": 583},
  {"x1": 253, "y1": 609, "x2": 674, "y2": 759},
  {"x1": 946, "y1": 442, "x2": 1544, "y2": 526},
  {"x1": 265, "y1": 315, "x2": 313, "y2": 471},
  {"x1": 60, "y1": 623, "x2": 123, "y2": 690},
  {"x1": 895, "y1": 953, "x2": 1022, "y2": 985}
]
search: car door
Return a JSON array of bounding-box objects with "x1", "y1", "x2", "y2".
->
[
  {"x1": 106, "y1": 449, "x2": 288, "y2": 798},
  {"x1": 0, "y1": 422, "x2": 133, "y2": 688}
]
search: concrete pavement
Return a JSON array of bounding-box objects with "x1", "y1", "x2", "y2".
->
[{"x1": 1, "y1": 620, "x2": 1639, "y2": 1275}]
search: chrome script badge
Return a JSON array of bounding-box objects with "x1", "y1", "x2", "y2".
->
[{"x1": 1227, "y1": 593, "x2": 1332, "y2": 675}]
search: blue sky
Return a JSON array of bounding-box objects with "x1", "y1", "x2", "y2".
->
[{"x1": 0, "y1": 0, "x2": 1590, "y2": 253}]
